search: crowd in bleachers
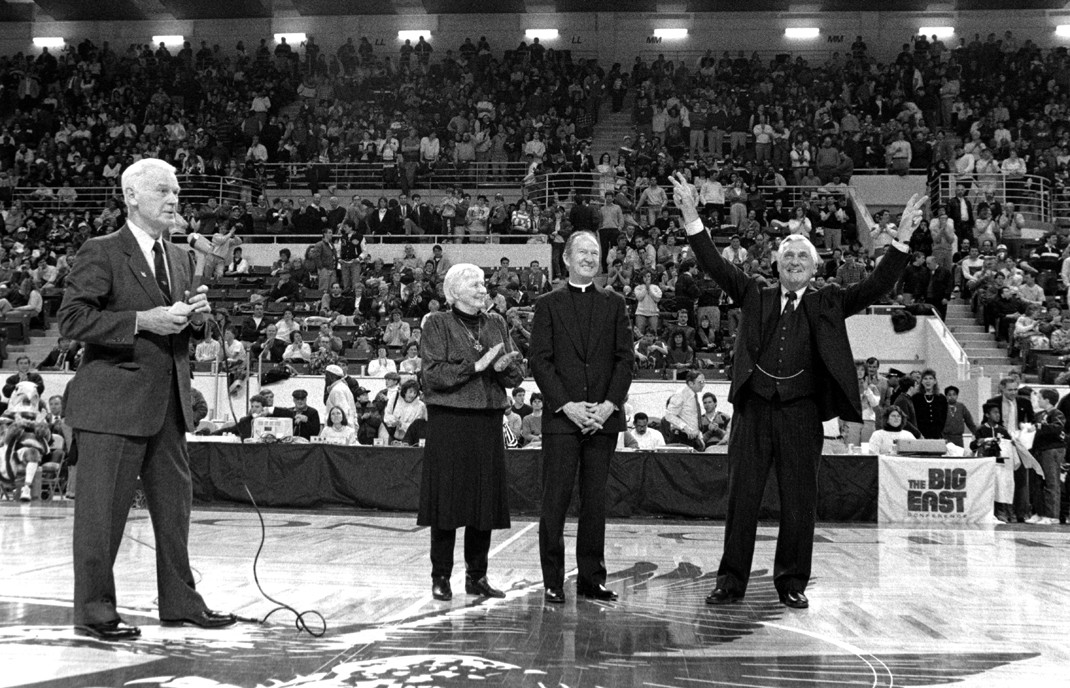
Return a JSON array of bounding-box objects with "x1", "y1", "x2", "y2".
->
[{"x1": 8, "y1": 30, "x2": 1070, "y2": 413}]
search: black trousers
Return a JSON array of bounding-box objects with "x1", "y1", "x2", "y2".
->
[
  {"x1": 718, "y1": 392, "x2": 823, "y2": 596},
  {"x1": 539, "y1": 432, "x2": 615, "y2": 589},
  {"x1": 73, "y1": 381, "x2": 205, "y2": 625},
  {"x1": 430, "y1": 527, "x2": 491, "y2": 579}
]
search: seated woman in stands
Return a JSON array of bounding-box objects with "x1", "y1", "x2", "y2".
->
[
  {"x1": 367, "y1": 346, "x2": 398, "y2": 377},
  {"x1": 398, "y1": 341, "x2": 422, "y2": 381},
  {"x1": 318, "y1": 406, "x2": 357, "y2": 444},
  {"x1": 384, "y1": 379, "x2": 427, "y2": 445},
  {"x1": 868, "y1": 407, "x2": 918, "y2": 455},
  {"x1": 666, "y1": 331, "x2": 695, "y2": 371}
]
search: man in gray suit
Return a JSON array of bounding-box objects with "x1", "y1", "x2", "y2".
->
[{"x1": 59, "y1": 158, "x2": 236, "y2": 641}]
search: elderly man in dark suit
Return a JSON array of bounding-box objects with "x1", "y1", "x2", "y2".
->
[
  {"x1": 59, "y1": 158, "x2": 236, "y2": 641},
  {"x1": 986, "y1": 377, "x2": 1037, "y2": 523},
  {"x1": 670, "y1": 172, "x2": 925, "y2": 609},
  {"x1": 529, "y1": 231, "x2": 634, "y2": 604}
]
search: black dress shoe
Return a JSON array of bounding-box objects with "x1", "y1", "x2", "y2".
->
[
  {"x1": 465, "y1": 575, "x2": 505, "y2": 598},
  {"x1": 705, "y1": 587, "x2": 744, "y2": 605},
  {"x1": 161, "y1": 609, "x2": 237, "y2": 628},
  {"x1": 544, "y1": 587, "x2": 566, "y2": 604},
  {"x1": 779, "y1": 591, "x2": 809, "y2": 609},
  {"x1": 576, "y1": 583, "x2": 618, "y2": 601},
  {"x1": 432, "y1": 577, "x2": 453, "y2": 601},
  {"x1": 75, "y1": 620, "x2": 141, "y2": 641}
]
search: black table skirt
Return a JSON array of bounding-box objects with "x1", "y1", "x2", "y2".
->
[{"x1": 188, "y1": 443, "x2": 879, "y2": 522}]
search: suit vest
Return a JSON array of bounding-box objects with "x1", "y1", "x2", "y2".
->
[{"x1": 749, "y1": 301, "x2": 816, "y2": 403}]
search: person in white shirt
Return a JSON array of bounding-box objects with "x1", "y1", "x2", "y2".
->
[
  {"x1": 224, "y1": 247, "x2": 250, "y2": 275},
  {"x1": 868, "y1": 406, "x2": 917, "y2": 455},
  {"x1": 624, "y1": 412, "x2": 666, "y2": 450},
  {"x1": 282, "y1": 331, "x2": 312, "y2": 362},
  {"x1": 324, "y1": 365, "x2": 358, "y2": 430},
  {"x1": 663, "y1": 370, "x2": 706, "y2": 451},
  {"x1": 318, "y1": 406, "x2": 357, "y2": 444},
  {"x1": 367, "y1": 346, "x2": 398, "y2": 377},
  {"x1": 245, "y1": 135, "x2": 268, "y2": 163},
  {"x1": 721, "y1": 235, "x2": 749, "y2": 266}
]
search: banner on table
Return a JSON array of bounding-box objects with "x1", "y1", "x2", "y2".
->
[{"x1": 878, "y1": 455, "x2": 995, "y2": 524}]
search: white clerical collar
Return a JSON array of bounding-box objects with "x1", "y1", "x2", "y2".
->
[{"x1": 568, "y1": 281, "x2": 594, "y2": 293}]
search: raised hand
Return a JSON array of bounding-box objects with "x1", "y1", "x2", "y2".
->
[
  {"x1": 668, "y1": 172, "x2": 701, "y2": 226},
  {"x1": 897, "y1": 193, "x2": 929, "y2": 237}
]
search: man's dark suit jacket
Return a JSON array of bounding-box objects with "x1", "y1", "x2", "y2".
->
[
  {"x1": 947, "y1": 197, "x2": 974, "y2": 231},
  {"x1": 240, "y1": 315, "x2": 273, "y2": 343},
  {"x1": 529, "y1": 283, "x2": 633, "y2": 435},
  {"x1": 58, "y1": 224, "x2": 199, "y2": 435},
  {"x1": 687, "y1": 229, "x2": 909, "y2": 423},
  {"x1": 985, "y1": 394, "x2": 1035, "y2": 430},
  {"x1": 362, "y1": 208, "x2": 401, "y2": 235}
]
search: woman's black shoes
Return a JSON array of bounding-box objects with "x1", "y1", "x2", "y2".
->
[{"x1": 432, "y1": 576, "x2": 452, "y2": 601}]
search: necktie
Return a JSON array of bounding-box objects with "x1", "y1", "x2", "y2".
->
[
  {"x1": 152, "y1": 242, "x2": 171, "y2": 302},
  {"x1": 782, "y1": 290, "x2": 797, "y2": 317}
]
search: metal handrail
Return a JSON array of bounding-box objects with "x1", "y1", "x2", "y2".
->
[
  {"x1": 10, "y1": 174, "x2": 264, "y2": 217},
  {"x1": 936, "y1": 172, "x2": 1053, "y2": 225},
  {"x1": 260, "y1": 161, "x2": 531, "y2": 191}
]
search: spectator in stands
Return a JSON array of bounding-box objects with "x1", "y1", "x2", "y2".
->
[
  {"x1": 382, "y1": 309, "x2": 411, "y2": 347},
  {"x1": 201, "y1": 225, "x2": 241, "y2": 280},
  {"x1": 239, "y1": 301, "x2": 272, "y2": 343},
  {"x1": 941, "y1": 386, "x2": 977, "y2": 448},
  {"x1": 223, "y1": 247, "x2": 250, "y2": 276},
  {"x1": 700, "y1": 393, "x2": 731, "y2": 447},
  {"x1": 38, "y1": 337, "x2": 81, "y2": 372},
  {"x1": 276, "y1": 389, "x2": 320, "y2": 441},
  {"x1": 843, "y1": 361, "x2": 881, "y2": 445},
  {"x1": 282, "y1": 331, "x2": 311, "y2": 363},
  {"x1": 251, "y1": 323, "x2": 286, "y2": 364},
  {"x1": 1029, "y1": 388, "x2": 1065, "y2": 525},
  {"x1": 384, "y1": 379, "x2": 426, "y2": 445},
  {"x1": 398, "y1": 341, "x2": 422, "y2": 380},
  {"x1": 3, "y1": 356, "x2": 45, "y2": 398},
  {"x1": 910, "y1": 369, "x2": 948, "y2": 440},
  {"x1": 868, "y1": 406, "x2": 917, "y2": 455},
  {"x1": 194, "y1": 328, "x2": 222, "y2": 363},
  {"x1": 633, "y1": 270, "x2": 662, "y2": 336},
  {"x1": 869, "y1": 211, "x2": 898, "y2": 256},
  {"x1": 318, "y1": 406, "x2": 357, "y2": 444},
  {"x1": 265, "y1": 270, "x2": 300, "y2": 304},
  {"x1": 520, "y1": 393, "x2": 544, "y2": 447},
  {"x1": 623, "y1": 412, "x2": 666, "y2": 450},
  {"x1": 663, "y1": 370, "x2": 706, "y2": 451},
  {"x1": 367, "y1": 346, "x2": 398, "y2": 378},
  {"x1": 836, "y1": 251, "x2": 867, "y2": 287}
]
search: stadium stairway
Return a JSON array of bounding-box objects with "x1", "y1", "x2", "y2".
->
[
  {"x1": 944, "y1": 300, "x2": 1019, "y2": 382},
  {"x1": 590, "y1": 102, "x2": 635, "y2": 162},
  {"x1": 2, "y1": 323, "x2": 61, "y2": 372}
]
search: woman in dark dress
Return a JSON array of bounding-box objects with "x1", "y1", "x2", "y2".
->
[
  {"x1": 910, "y1": 368, "x2": 949, "y2": 440},
  {"x1": 418, "y1": 263, "x2": 525, "y2": 601}
]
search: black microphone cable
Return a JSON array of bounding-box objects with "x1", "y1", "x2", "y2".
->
[{"x1": 203, "y1": 311, "x2": 326, "y2": 637}]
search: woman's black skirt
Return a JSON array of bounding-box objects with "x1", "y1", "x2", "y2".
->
[{"x1": 416, "y1": 405, "x2": 511, "y2": 530}]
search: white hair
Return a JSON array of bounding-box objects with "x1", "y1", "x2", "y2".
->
[
  {"x1": 774, "y1": 234, "x2": 820, "y2": 265},
  {"x1": 120, "y1": 157, "x2": 177, "y2": 197},
  {"x1": 442, "y1": 263, "x2": 485, "y2": 306}
]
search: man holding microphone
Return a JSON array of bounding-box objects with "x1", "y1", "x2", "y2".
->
[{"x1": 59, "y1": 158, "x2": 236, "y2": 640}]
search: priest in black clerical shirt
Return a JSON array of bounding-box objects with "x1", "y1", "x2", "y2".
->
[{"x1": 529, "y1": 231, "x2": 634, "y2": 605}]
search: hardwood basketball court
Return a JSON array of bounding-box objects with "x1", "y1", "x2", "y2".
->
[{"x1": 2, "y1": 502, "x2": 1067, "y2": 687}]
